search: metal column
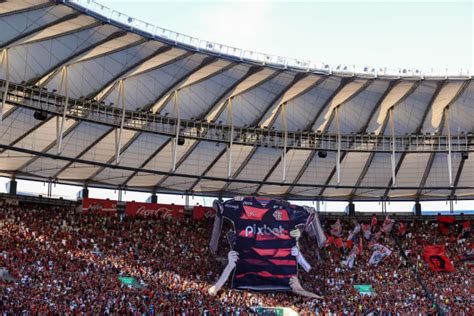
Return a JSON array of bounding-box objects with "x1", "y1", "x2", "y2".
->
[
  {"x1": 0, "y1": 49, "x2": 9, "y2": 121},
  {"x1": 115, "y1": 80, "x2": 126, "y2": 164},
  {"x1": 185, "y1": 194, "x2": 190, "y2": 207},
  {"x1": 172, "y1": 90, "x2": 180, "y2": 172},
  {"x1": 445, "y1": 108, "x2": 453, "y2": 186},
  {"x1": 57, "y1": 66, "x2": 69, "y2": 155},
  {"x1": 47, "y1": 179, "x2": 53, "y2": 198},
  {"x1": 390, "y1": 108, "x2": 396, "y2": 186},
  {"x1": 227, "y1": 97, "x2": 234, "y2": 178},
  {"x1": 336, "y1": 106, "x2": 341, "y2": 185},
  {"x1": 281, "y1": 102, "x2": 287, "y2": 182}
]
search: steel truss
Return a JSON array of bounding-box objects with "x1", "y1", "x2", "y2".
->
[{"x1": 1, "y1": 79, "x2": 473, "y2": 154}]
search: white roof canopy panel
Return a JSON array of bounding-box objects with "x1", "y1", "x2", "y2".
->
[{"x1": 0, "y1": 0, "x2": 472, "y2": 201}]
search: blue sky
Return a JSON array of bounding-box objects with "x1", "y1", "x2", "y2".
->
[{"x1": 100, "y1": 0, "x2": 473, "y2": 73}]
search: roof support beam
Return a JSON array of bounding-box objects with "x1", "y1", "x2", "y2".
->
[
  {"x1": 251, "y1": 77, "x2": 331, "y2": 195},
  {"x1": 56, "y1": 66, "x2": 69, "y2": 154},
  {"x1": 0, "y1": 2, "x2": 54, "y2": 18},
  {"x1": 0, "y1": 48, "x2": 9, "y2": 121},
  {"x1": 115, "y1": 80, "x2": 126, "y2": 163},
  {"x1": 147, "y1": 56, "x2": 217, "y2": 113},
  {"x1": 171, "y1": 91, "x2": 180, "y2": 171},
  {"x1": 94, "y1": 64, "x2": 254, "y2": 186},
  {"x1": 283, "y1": 78, "x2": 357, "y2": 196},
  {"x1": 0, "y1": 114, "x2": 51, "y2": 155},
  {"x1": 51, "y1": 126, "x2": 114, "y2": 179},
  {"x1": 187, "y1": 146, "x2": 227, "y2": 193},
  {"x1": 446, "y1": 108, "x2": 453, "y2": 186},
  {"x1": 217, "y1": 73, "x2": 322, "y2": 193},
  {"x1": 318, "y1": 80, "x2": 420, "y2": 198},
  {"x1": 416, "y1": 81, "x2": 469, "y2": 197},
  {"x1": 299, "y1": 81, "x2": 379, "y2": 195},
  {"x1": 263, "y1": 76, "x2": 328, "y2": 128},
  {"x1": 16, "y1": 120, "x2": 83, "y2": 172},
  {"x1": 39, "y1": 38, "x2": 148, "y2": 88},
  {"x1": 153, "y1": 61, "x2": 236, "y2": 115},
  {"x1": 178, "y1": 67, "x2": 279, "y2": 191},
  {"x1": 121, "y1": 137, "x2": 173, "y2": 187},
  {"x1": 281, "y1": 102, "x2": 288, "y2": 182},
  {"x1": 450, "y1": 138, "x2": 472, "y2": 200},
  {"x1": 106, "y1": 57, "x2": 223, "y2": 186},
  {"x1": 348, "y1": 80, "x2": 418, "y2": 198},
  {"x1": 156, "y1": 68, "x2": 282, "y2": 191},
  {"x1": 97, "y1": 51, "x2": 194, "y2": 103},
  {"x1": 303, "y1": 78, "x2": 354, "y2": 131},
  {"x1": 0, "y1": 12, "x2": 81, "y2": 50},
  {"x1": 19, "y1": 21, "x2": 103, "y2": 46},
  {"x1": 381, "y1": 81, "x2": 445, "y2": 199},
  {"x1": 2, "y1": 142, "x2": 472, "y2": 194},
  {"x1": 206, "y1": 70, "x2": 283, "y2": 124},
  {"x1": 219, "y1": 146, "x2": 258, "y2": 192},
  {"x1": 227, "y1": 97, "x2": 234, "y2": 178},
  {"x1": 86, "y1": 45, "x2": 173, "y2": 100},
  {"x1": 28, "y1": 30, "x2": 127, "y2": 85},
  {"x1": 198, "y1": 65, "x2": 262, "y2": 120},
  {"x1": 85, "y1": 130, "x2": 143, "y2": 182},
  {"x1": 251, "y1": 73, "x2": 308, "y2": 127}
]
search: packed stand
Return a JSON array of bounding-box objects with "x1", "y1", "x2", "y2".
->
[
  {"x1": 0, "y1": 204, "x2": 472, "y2": 314},
  {"x1": 398, "y1": 218, "x2": 473, "y2": 314}
]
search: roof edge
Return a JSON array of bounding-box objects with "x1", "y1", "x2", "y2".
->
[{"x1": 62, "y1": 0, "x2": 472, "y2": 80}]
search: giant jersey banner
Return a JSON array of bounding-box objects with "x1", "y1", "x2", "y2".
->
[{"x1": 209, "y1": 197, "x2": 326, "y2": 294}]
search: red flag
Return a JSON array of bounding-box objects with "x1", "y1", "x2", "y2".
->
[
  {"x1": 458, "y1": 220, "x2": 471, "y2": 239},
  {"x1": 462, "y1": 220, "x2": 471, "y2": 230},
  {"x1": 192, "y1": 205, "x2": 215, "y2": 220},
  {"x1": 437, "y1": 215, "x2": 455, "y2": 235},
  {"x1": 397, "y1": 222, "x2": 407, "y2": 236},
  {"x1": 325, "y1": 235, "x2": 334, "y2": 247},
  {"x1": 334, "y1": 237, "x2": 344, "y2": 249},
  {"x1": 346, "y1": 239, "x2": 353, "y2": 249},
  {"x1": 437, "y1": 215, "x2": 456, "y2": 223},
  {"x1": 423, "y1": 245, "x2": 455, "y2": 272},
  {"x1": 371, "y1": 214, "x2": 377, "y2": 227}
]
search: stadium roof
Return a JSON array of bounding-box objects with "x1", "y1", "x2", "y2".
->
[{"x1": 0, "y1": 0, "x2": 472, "y2": 201}]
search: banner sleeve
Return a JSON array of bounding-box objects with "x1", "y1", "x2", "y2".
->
[
  {"x1": 209, "y1": 200, "x2": 224, "y2": 255},
  {"x1": 304, "y1": 207, "x2": 327, "y2": 248}
]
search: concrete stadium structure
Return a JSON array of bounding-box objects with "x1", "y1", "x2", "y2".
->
[{"x1": 0, "y1": 0, "x2": 473, "y2": 202}]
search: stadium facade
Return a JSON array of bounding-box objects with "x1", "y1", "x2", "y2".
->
[{"x1": 0, "y1": 0, "x2": 473, "y2": 202}]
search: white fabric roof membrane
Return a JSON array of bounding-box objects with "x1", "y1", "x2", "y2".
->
[{"x1": 0, "y1": 0, "x2": 472, "y2": 201}]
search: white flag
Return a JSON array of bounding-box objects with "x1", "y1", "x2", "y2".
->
[{"x1": 368, "y1": 244, "x2": 392, "y2": 266}]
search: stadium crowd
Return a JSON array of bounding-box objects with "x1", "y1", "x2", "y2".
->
[{"x1": 0, "y1": 203, "x2": 472, "y2": 315}]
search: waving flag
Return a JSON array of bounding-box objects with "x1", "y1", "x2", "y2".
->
[
  {"x1": 347, "y1": 223, "x2": 361, "y2": 241},
  {"x1": 437, "y1": 215, "x2": 455, "y2": 235},
  {"x1": 396, "y1": 222, "x2": 407, "y2": 236},
  {"x1": 371, "y1": 214, "x2": 377, "y2": 227},
  {"x1": 330, "y1": 219, "x2": 343, "y2": 237},
  {"x1": 381, "y1": 215, "x2": 395, "y2": 234},
  {"x1": 423, "y1": 245, "x2": 455, "y2": 272},
  {"x1": 368, "y1": 243, "x2": 392, "y2": 266},
  {"x1": 459, "y1": 220, "x2": 471, "y2": 238},
  {"x1": 361, "y1": 223, "x2": 372, "y2": 240}
]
